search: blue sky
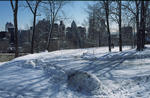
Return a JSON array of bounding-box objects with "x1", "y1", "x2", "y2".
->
[{"x1": 0, "y1": 1, "x2": 94, "y2": 31}]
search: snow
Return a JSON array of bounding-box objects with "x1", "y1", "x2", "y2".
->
[
  {"x1": 0, "y1": 62, "x2": 6, "y2": 66},
  {"x1": 67, "y1": 70, "x2": 109, "y2": 95},
  {"x1": 0, "y1": 46, "x2": 150, "y2": 97}
]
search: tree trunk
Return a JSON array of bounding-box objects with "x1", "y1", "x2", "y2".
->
[
  {"x1": 99, "y1": 31, "x2": 101, "y2": 47},
  {"x1": 141, "y1": 1, "x2": 145, "y2": 50},
  {"x1": 47, "y1": 19, "x2": 54, "y2": 51},
  {"x1": 13, "y1": 0, "x2": 19, "y2": 57},
  {"x1": 141, "y1": 1, "x2": 148, "y2": 49},
  {"x1": 136, "y1": 1, "x2": 141, "y2": 51},
  {"x1": 26, "y1": 0, "x2": 41, "y2": 54},
  {"x1": 105, "y1": 1, "x2": 111, "y2": 52},
  {"x1": 31, "y1": 12, "x2": 36, "y2": 54},
  {"x1": 118, "y1": 1, "x2": 122, "y2": 51}
]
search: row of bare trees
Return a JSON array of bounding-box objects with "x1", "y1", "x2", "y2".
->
[
  {"x1": 10, "y1": 1, "x2": 150, "y2": 58},
  {"x1": 122, "y1": 1, "x2": 149, "y2": 51},
  {"x1": 87, "y1": 1, "x2": 150, "y2": 52},
  {"x1": 10, "y1": 0, "x2": 65, "y2": 57}
]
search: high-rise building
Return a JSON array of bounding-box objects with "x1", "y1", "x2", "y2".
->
[
  {"x1": 121, "y1": 26, "x2": 133, "y2": 45},
  {"x1": 5, "y1": 22, "x2": 14, "y2": 31},
  {"x1": 88, "y1": 17, "x2": 107, "y2": 46},
  {"x1": 8, "y1": 27, "x2": 15, "y2": 44},
  {"x1": 66, "y1": 21, "x2": 86, "y2": 48}
]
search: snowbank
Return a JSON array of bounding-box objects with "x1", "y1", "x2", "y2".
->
[
  {"x1": 67, "y1": 70, "x2": 108, "y2": 95},
  {"x1": 1, "y1": 46, "x2": 150, "y2": 97}
]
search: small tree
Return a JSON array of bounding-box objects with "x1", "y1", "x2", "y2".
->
[
  {"x1": 26, "y1": 0, "x2": 41, "y2": 54},
  {"x1": 137, "y1": 1, "x2": 149, "y2": 51},
  {"x1": 103, "y1": 0, "x2": 111, "y2": 52},
  {"x1": 141, "y1": 1, "x2": 149, "y2": 49},
  {"x1": 118, "y1": 0, "x2": 122, "y2": 51},
  {"x1": 110, "y1": 1, "x2": 122, "y2": 51},
  {"x1": 10, "y1": 0, "x2": 19, "y2": 57},
  {"x1": 42, "y1": 1, "x2": 65, "y2": 51}
]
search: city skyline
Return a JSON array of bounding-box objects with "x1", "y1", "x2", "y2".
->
[
  {"x1": 0, "y1": 1, "x2": 94, "y2": 31},
  {"x1": 0, "y1": 1, "x2": 119, "y2": 33}
]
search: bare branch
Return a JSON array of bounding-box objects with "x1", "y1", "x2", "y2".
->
[
  {"x1": 10, "y1": 0, "x2": 15, "y2": 12},
  {"x1": 122, "y1": 3, "x2": 136, "y2": 16},
  {"x1": 54, "y1": 1, "x2": 62, "y2": 19},
  {"x1": 26, "y1": 0, "x2": 34, "y2": 14}
]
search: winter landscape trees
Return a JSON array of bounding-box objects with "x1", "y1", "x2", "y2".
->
[
  {"x1": 1, "y1": 1, "x2": 150, "y2": 56},
  {"x1": 1, "y1": 1, "x2": 150, "y2": 97}
]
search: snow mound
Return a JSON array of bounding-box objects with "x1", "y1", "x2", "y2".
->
[
  {"x1": 15, "y1": 59, "x2": 45, "y2": 69},
  {"x1": 81, "y1": 52, "x2": 97, "y2": 61},
  {"x1": 43, "y1": 64, "x2": 67, "y2": 82},
  {"x1": 15, "y1": 58, "x2": 68, "y2": 82},
  {"x1": 67, "y1": 70, "x2": 108, "y2": 95}
]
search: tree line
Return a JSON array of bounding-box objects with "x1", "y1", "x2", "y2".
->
[
  {"x1": 10, "y1": 0, "x2": 65, "y2": 57},
  {"x1": 10, "y1": 1, "x2": 150, "y2": 57},
  {"x1": 86, "y1": 1, "x2": 150, "y2": 52}
]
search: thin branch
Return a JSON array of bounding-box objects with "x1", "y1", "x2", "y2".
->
[
  {"x1": 122, "y1": 3, "x2": 136, "y2": 16},
  {"x1": 10, "y1": 0, "x2": 15, "y2": 12},
  {"x1": 54, "y1": 1, "x2": 62, "y2": 19},
  {"x1": 26, "y1": 0, "x2": 34, "y2": 14}
]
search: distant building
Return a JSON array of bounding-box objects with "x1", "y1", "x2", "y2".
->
[
  {"x1": 5, "y1": 22, "x2": 14, "y2": 31},
  {"x1": 71, "y1": 21, "x2": 81, "y2": 48},
  {"x1": 58, "y1": 21, "x2": 65, "y2": 49},
  {"x1": 0, "y1": 22, "x2": 16, "y2": 53},
  {"x1": 66, "y1": 21, "x2": 86, "y2": 49},
  {"x1": 59, "y1": 21, "x2": 65, "y2": 39},
  {"x1": 51, "y1": 23, "x2": 59, "y2": 38},
  {"x1": 111, "y1": 34, "x2": 119, "y2": 46},
  {"x1": 121, "y1": 26, "x2": 133, "y2": 45},
  {"x1": 77, "y1": 26, "x2": 86, "y2": 40},
  {"x1": 18, "y1": 30, "x2": 31, "y2": 45},
  {"x1": 33, "y1": 19, "x2": 68, "y2": 51},
  {"x1": 0, "y1": 31, "x2": 9, "y2": 39},
  {"x1": 5, "y1": 22, "x2": 15, "y2": 44},
  {"x1": 111, "y1": 26, "x2": 133, "y2": 46},
  {"x1": 88, "y1": 18, "x2": 107, "y2": 46},
  {"x1": 66, "y1": 27, "x2": 72, "y2": 40},
  {"x1": 88, "y1": 18, "x2": 97, "y2": 42},
  {"x1": 77, "y1": 26, "x2": 86, "y2": 47},
  {"x1": 0, "y1": 31, "x2": 9, "y2": 53},
  {"x1": 8, "y1": 27, "x2": 15, "y2": 44}
]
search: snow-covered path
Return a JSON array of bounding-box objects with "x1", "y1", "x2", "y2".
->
[{"x1": 0, "y1": 46, "x2": 150, "y2": 98}]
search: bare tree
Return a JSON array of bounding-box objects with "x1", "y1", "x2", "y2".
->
[
  {"x1": 26, "y1": 0, "x2": 41, "y2": 54},
  {"x1": 103, "y1": 1, "x2": 111, "y2": 52},
  {"x1": 110, "y1": 1, "x2": 122, "y2": 51},
  {"x1": 136, "y1": 1, "x2": 148, "y2": 51},
  {"x1": 87, "y1": 1, "x2": 111, "y2": 51},
  {"x1": 118, "y1": 1, "x2": 122, "y2": 51},
  {"x1": 121, "y1": 1, "x2": 137, "y2": 48},
  {"x1": 42, "y1": 1, "x2": 65, "y2": 51},
  {"x1": 86, "y1": 3, "x2": 104, "y2": 47},
  {"x1": 135, "y1": 1, "x2": 141, "y2": 51},
  {"x1": 10, "y1": 0, "x2": 19, "y2": 57},
  {"x1": 122, "y1": 1, "x2": 147, "y2": 51},
  {"x1": 141, "y1": 1, "x2": 149, "y2": 49}
]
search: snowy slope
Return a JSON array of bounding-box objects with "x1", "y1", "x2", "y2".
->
[{"x1": 0, "y1": 46, "x2": 150, "y2": 98}]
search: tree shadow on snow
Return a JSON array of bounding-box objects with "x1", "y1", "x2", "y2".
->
[{"x1": 80, "y1": 51, "x2": 137, "y2": 80}]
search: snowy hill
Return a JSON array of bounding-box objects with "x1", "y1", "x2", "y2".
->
[{"x1": 0, "y1": 46, "x2": 150, "y2": 98}]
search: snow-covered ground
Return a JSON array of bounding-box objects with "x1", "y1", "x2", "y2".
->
[{"x1": 0, "y1": 46, "x2": 150, "y2": 98}]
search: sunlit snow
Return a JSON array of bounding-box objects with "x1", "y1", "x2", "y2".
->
[{"x1": 0, "y1": 46, "x2": 150, "y2": 98}]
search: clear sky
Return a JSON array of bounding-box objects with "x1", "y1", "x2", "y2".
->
[
  {"x1": 0, "y1": 1, "x2": 118, "y2": 33},
  {"x1": 0, "y1": 1, "x2": 95, "y2": 31}
]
